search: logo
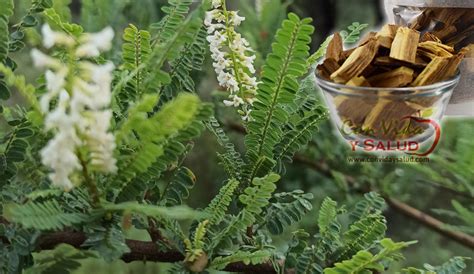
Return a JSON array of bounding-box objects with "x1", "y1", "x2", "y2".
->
[{"x1": 342, "y1": 116, "x2": 441, "y2": 156}]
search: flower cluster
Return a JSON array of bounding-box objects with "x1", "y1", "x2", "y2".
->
[
  {"x1": 205, "y1": 0, "x2": 258, "y2": 120},
  {"x1": 32, "y1": 24, "x2": 117, "y2": 190}
]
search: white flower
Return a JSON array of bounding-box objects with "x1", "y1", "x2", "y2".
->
[
  {"x1": 212, "y1": 0, "x2": 222, "y2": 9},
  {"x1": 223, "y1": 95, "x2": 245, "y2": 107},
  {"x1": 33, "y1": 26, "x2": 117, "y2": 190},
  {"x1": 31, "y1": 49, "x2": 62, "y2": 69},
  {"x1": 76, "y1": 27, "x2": 114, "y2": 57},
  {"x1": 41, "y1": 24, "x2": 75, "y2": 48},
  {"x1": 205, "y1": 4, "x2": 258, "y2": 120}
]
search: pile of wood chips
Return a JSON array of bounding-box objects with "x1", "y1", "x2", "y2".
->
[{"x1": 317, "y1": 24, "x2": 470, "y2": 140}]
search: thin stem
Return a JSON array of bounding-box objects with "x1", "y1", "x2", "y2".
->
[{"x1": 78, "y1": 152, "x2": 100, "y2": 207}]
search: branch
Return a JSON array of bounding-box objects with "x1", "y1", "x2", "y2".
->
[
  {"x1": 35, "y1": 231, "x2": 279, "y2": 273},
  {"x1": 385, "y1": 197, "x2": 474, "y2": 249}
]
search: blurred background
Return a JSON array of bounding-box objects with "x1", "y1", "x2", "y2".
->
[{"x1": 4, "y1": 0, "x2": 473, "y2": 273}]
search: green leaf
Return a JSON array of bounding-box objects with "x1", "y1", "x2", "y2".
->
[
  {"x1": 43, "y1": 8, "x2": 83, "y2": 36},
  {"x1": 3, "y1": 200, "x2": 89, "y2": 230},
  {"x1": 245, "y1": 13, "x2": 314, "y2": 182},
  {"x1": 265, "y1": 190, "x2": 313, "y2": 235},
  {"x1": 204, "y1": 179, "x2": 240, "y2": 226},
  {"x1": 25, "y1": 244, "x2": 97, "y2": 274},
  {"x1": 332, "y1": 214, "x2": 387, "y2": 262},
  {"x1": 0, "y1": 0, "x2": 14, "y2": 62},
  {"x1": 103, "y1": 202, "x2": 206, "y2": 220},
  {"x1": 211, "y1": 250, "x2": 272, "y2": 270},
  {"x1": 161, "y1": 167, "x2": 196, "y2": 206}
]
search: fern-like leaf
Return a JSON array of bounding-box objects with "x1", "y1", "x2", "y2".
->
[
  {"x1": 204, "y1": 179, "x2": 239, "y2": 226},
  {"x1": 325, "y1": 238, "x2": 415, "y2": 274},
  {"x1": 3, "y1": 200, "x2": 88, "y2": 230},
  {"x1": 245, "y1": 13, "x2": 314, "y2": 181},
  {"x1": 0, "y1": 0, "x2": 13, "y2": 62},
  {"x1": 423, "y1": 256, "x2": 469, "y2": 274},
  {"x1": 115, "y1": 93, "x2": 204, "y2": 186},
  {"x1": 103, "y1": 202, "x2": 206, "y2": 220},
  {"x1": 265, "y1": 190, "x2": 313, "y2": 234},
  {"x1": 151, "y1": 0, "x2": 193, "y2": 45},
  {"x1": 121, "y1": 24, "x2": 151, "y2": 100},
  {"x1": 161, "y1": 167, "x2": 196, "y2": 206},
  {"x1": 350, "y1": 192, "x2": 386, "y2": 221},
  {"x1": 332, "y1": 214, "x2": 387, "y2": 262},
  {"x1": 208, "y1": 173, "x2": 280, "y2": 253},
  {"x1": 206, "y1": 117, "x2": 245, "y2": 180},
  {"x1": 25, "y1": 244, "x2": 97, "y2": 274},
  {"x1": 210, "y1": 250, "x2": 272, "y2": 271}
]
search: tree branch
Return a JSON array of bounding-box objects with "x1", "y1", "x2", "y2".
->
[
  {"x1": 385, "y1": 197, "x2": 474, "y2": 249},
  {"x1": 35, "y1": 231, "x2": 279, "y2": 273}
]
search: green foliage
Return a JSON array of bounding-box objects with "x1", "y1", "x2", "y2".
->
[
  {"x1": 403, "y1": 257, "x2": 469, "y2": 274},
  {"x1": 25, "y1": 244, "x2": 97, "y2": 274},
  {"x1": 115, "y1": 93, "x2": 208, "y2": 186},
  {"x1": 208, "y1": 173, "x2": 280, "y2": 252},
  {"x1": 161, "y1": 167, "x2": 196, "y2": 206},
  {"x1": 332, "y1": 214, "x2": 387, "y2": 262},
  {"x1": 206, "y1": 117, "x2": 245, "y2": 180},
  {"x1": 265, "y1": 190, "x2": 313, "y2": 234},
  {"x1": 103, "y1": 202, "x2": 206, "y2": 220},
  {"x1": 121, "y1": 24, "x2": 151, "y2": 102},
  {"x1": 245, "y1": 13, "x2": 314, "y2": 181},
  {"x1": 340, "y1": 22, "x2": 369, "y2": 45},
  {"x1": 161, "y1": 26, "x2": 207, "y2": 102},
  {"x1": 0, "y1": 0, "x2": 14, "y2": 62},
  {"x1": 350, "y1": 192, "x2": 386, "y2": 221},
  {"x1": 43, "y1": 8, "x2": 83, "y2": 36},
  {"x1": 8, "y1": 0, "x2": 53, "y2": 53},
  {"x1": 210, "y1": 250, "x2": 271, "y2": 270},
  {"x1": 324, "y1": 239, "x2": 416, "y2": 274},
  {"x1": 150, "y1": 0, "x2": 193, "y2": 44},
  {"x1": 204, "y1": 179, "x2": 239, "y2": 226},
  {"x1": 3, "y1": 200, "x2": 89, "y2": 230},
  {"x1": 318, "y1": 197, "x2": 338, "y2": 234},
  {"x1": 0, "y1": 119, "x2": 34, "y2": 181},
  {"x1": 82, "y1": 223, "x2": 130, "y2": 261}
]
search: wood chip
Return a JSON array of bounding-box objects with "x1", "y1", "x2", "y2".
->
[
  {"x1": 346, "y1": 76, "x2": 371, "y2": 87},
  {"x1": 411, "y1": 57, "x2": 451, "y2": 86},
  {"x1": 317, "y1": 58, "x2": 340, "y2": 80},
  {"x1": 368, "y1": 67, "x2": 414, "y2": 87},
  {"x1": 326, "y1": 32, "x2": 343, "y2": 63},
  {"x1": 390, "y1": 27, "x2": 420, "y2": 63},
  {"x1": 363, "y1": 99, "x2": 418, "y2": 140},
  {"x1": 421, "y1": 32, "x2": 442, "y2": 43},
  {"x1": 418, "y1": 41, "x2": 454, "y2": 59},
  {"x1": 376, "y1": 24, "x2": 399, "y2": 48},
  {"x1": 330, "y1": 39, "x2": 379, "y2": 83}
]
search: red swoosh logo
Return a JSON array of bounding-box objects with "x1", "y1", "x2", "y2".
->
[{"x1": 402, "y1": 116, "x2": 441, "y2": 157}]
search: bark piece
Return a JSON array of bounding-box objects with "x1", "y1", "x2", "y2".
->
[
  {"x1": 390, "y1": 27, "x2": 420, "y2": 63},
  {"x1": 363, "y1": 99, "x2": 418, "y2": 140},
  {"x1": 368, "y1": 67, "x2": 414, "y2": 88},
  {"x1": 376, "y1": 24, "x2": 399, "y2": 48},
  {"x1": 326, "y1": 32, "x2": 343, "y2": 63},
  {"x1": 331, "y1": 39, "x2": 379, "y2": 83},
  {"x1": 418, "y1": 41, "x2": 454, "y2": 59},
  {"x1": 411, "y1": 57, "x2": 450, "y2": 86},
  {"x1": 359, "y1": 32, "x2": 377, "y2": 46},
  {"x1": 346, "y1": 76, "x2": 371, "y2": 87},
  {"x1": 421, "y1": 32, "x2": 442, "y2": 43},
  {"x1": 317, "y1": 58, "x2": 340, "y2": 80}
]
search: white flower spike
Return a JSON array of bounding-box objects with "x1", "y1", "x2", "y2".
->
[
  {"x1": 205, "y1": 0, "x2": 258, "y2": 121},
  {"x1": 32, "y1": 24, "x2": 117, "y2": 190}
]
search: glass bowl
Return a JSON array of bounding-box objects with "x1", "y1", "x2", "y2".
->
[{"x1": 315, "y1": 72, "x2": 460, "y2": 148}]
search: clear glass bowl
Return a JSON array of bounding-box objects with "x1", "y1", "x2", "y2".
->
[{"x1": 315, "y1": 73, "x2": 460, "y2": 146}]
